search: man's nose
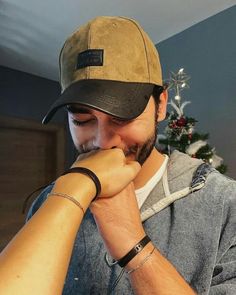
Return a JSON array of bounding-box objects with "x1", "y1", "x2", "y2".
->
[{"x1": 93, "y1": 124, "x2": 121, "y2": 150}]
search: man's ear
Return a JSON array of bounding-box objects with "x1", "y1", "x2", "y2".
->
[{"x1": 157, "y1": 89, "x2": 168, "y2": 122}]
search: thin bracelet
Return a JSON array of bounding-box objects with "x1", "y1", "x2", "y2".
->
[
  {"x1": 47, "y1": 192, "x2": 85, "y2": 215},
  {"x1": 62, "y1": 167, "x2": 101, "y2": 201},
  {"x1": 126, "y1": 246, "x2": 155, "y2": 274}
]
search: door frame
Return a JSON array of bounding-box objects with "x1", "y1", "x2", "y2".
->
[{"x1": 0, "y1": 115, "x2": 66, "y2": 177}]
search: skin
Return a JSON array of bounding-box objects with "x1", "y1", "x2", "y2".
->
[
  {"x1": 67, "y1": 92, "x2": 196, "y2": 294},
  {"x1": 0, "y1": 149, "x2": 140, "y2": 294},
  {"x1": 67, "y1": 95, "x2": 165, "y2": 265},
  {"x1": 68, "y1": 93, "x2": 167, "y2": 189},
  {"x1": 0, "y1": 90, "x2": 196, "y2": 294}
]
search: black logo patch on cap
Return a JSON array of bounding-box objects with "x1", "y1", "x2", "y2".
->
[{"x1": 77, "y1": 49, "x2": 104, "y2": 69}]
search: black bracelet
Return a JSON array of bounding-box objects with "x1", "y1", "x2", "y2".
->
[
  {"x1": 62, "y1": 167, "x2": 101, "y2": 201},
  {"x1": 118, "y1": 235, "x2": 151, "y2": 267}
]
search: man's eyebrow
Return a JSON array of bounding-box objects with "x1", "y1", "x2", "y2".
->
[{"x1": 66, "y1": 105, "x2": 92, "y2": 114}]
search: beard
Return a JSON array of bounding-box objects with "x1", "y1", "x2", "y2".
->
[
  {"x1": 75, "y1": 107, "x2": 158, "y2": 166},
  {"x1": 75, "y1": 124, "x2": 158, "y2": 167},
  {"x1": 124, "y1": 130, "x2": 157, "y2": 165}
]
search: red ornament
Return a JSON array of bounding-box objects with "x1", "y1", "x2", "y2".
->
[
  {"x1": 176, "y1": 117, "x2": 187, "y2": 127},
  {"x1": 169, "y1": 122, "x2": 177, "y2": 129},
  {"x1": 188, "y1": 133, "x2": 192, "y2": 140}
]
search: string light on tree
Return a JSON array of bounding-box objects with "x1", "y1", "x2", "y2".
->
[{"x1": 158, "y1": 68, "x2": 227, "y2": 174}]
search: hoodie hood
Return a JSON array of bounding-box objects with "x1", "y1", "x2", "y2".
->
[{"x1": 140, "y1": 150, "x2": 212, "y2": 221}]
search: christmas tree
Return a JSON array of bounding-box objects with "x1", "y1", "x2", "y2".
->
[{"x1": 158, "y1": 68, "x2": 227, "y2": 174}]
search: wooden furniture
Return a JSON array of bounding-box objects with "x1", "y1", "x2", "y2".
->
[{"x1": 0, "y1": 116, "x2": 65, "y2": 251}]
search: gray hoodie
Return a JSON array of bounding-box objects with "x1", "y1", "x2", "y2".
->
[{"x1": 27, "y1": 151, "x2": 236, "y2": 294}]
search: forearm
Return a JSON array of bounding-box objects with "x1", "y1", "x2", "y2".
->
[
  {"x1": 0, "y1": 149, "x2": 140, "y2": 294},
  {"x1": 0, "y1": 190, "x2": 89, "y2": 295},
  {"x1": 91, "y1": 181, "x2": 196, "y2": 294},
  {"x1": 127, "y1": 242, "x2": 196, "y2": 295}
]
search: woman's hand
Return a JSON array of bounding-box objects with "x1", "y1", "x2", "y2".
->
[{"x1": 53, "y1": 149, "x2": 141, "y2": 203}]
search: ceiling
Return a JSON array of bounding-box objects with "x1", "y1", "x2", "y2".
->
[{"x1": 0, "y1": 0, "x2": 235, "y2": 81}]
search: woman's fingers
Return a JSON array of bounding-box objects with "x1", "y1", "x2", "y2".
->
[
  {"x1": 125, "y1": 160, "x2": 141, "y2": 178},
  {"x1": 60, "y1": 149, "x2": 141, "y2": 197}
]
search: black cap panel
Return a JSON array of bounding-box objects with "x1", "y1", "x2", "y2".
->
[{"x1": 42, "y1": 80, "x2": 156, "y2": 124}]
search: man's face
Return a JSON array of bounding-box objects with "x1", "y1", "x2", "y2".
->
[{"x1": 68, "y1": 97, "x2": 159, "y2": 165}]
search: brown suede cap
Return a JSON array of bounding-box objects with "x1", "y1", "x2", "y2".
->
[{"x1": 42, "y1": 16, "x2": 163, "y2": 124}]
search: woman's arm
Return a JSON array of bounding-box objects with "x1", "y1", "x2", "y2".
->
[
  {"x1": 0, "y1": 149, "x2": 140, "y2": 295},
  {"x1": 0, "y1": 177, "x2": 91, "y2": 295}
]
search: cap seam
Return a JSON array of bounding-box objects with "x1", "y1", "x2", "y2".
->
[
  {"x1": 47, "y1": 16, "x2": 163, "y2": 124},
  {"x1": 119, "y1": 17, "x2": 150, "y2": 83},
  {"x1": 59, "y1": 26, "x2": 82, "y2": 91},
  {"x1": 87, "y1": 21, "x2": 92, "y2": 80}
]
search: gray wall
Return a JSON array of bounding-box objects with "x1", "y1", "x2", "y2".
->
[
  {"x1": 157, "y1": 5, "x2": 236, "y2": 179},
  {"x1": 0, "y1": 66, "x2": 76, "y2": 167},
  {"x1": 0, "y1": 66, "x2": 60, "y2": 121}
]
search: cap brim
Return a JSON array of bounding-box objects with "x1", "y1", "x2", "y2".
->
[{"x1": 42, "y1": 79, "x2": 156, "y2": 124}]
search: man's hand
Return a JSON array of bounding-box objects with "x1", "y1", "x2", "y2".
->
[
  {"x1": 90, "y1": 182, "x2": 145, "y2": 260},
  {"x1": 90, "y1": 183, "x2": 197, "y2": 295}
]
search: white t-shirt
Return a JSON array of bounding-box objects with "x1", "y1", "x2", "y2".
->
[{"x1": 135, "y1": 155, "x2": 169, "y2": 208}]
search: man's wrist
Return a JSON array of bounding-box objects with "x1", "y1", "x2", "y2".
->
[
  {"x1": 118, "y1": 235, "x2": 151, "y2": 267},
  {"x1": 104, "y1": 230, "x2": 146, "y2": 260},
  {"x1": 124, "y1": 242, "x2": 155, "y2": 271},
  {"x1": 105, "y1": 234, "x2": 152, "y2": 269}
]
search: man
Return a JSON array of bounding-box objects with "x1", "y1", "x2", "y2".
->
[{"x1": 27, "y1": 16, "x2": 236, "y2": 294}]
